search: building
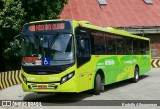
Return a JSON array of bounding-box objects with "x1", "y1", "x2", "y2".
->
[{"x1": 60, "y1": 0, "x2": 160, "y2": 58}]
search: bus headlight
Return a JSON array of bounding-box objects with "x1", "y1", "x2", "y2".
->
[
  {"x1": 21, "y1": 74, "x2": 27, "y2": 84},
  {"x1": 68, "y1": 73, "x2": 74, "y2": 79},
  {"x1": 61, "y1": 71, "x2": 75, "y2": 84},
  {"x1": 61, "y1": 76, "x2": 68, "y2": 83}
]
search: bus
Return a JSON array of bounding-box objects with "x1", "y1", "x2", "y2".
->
[{"x1": 21, "y1": 19, "x2": 151, "y2": 95}]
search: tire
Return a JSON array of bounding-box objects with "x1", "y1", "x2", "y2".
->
[
  {"x1": 101, "y1": 83, "x2": 104, "y2": 92},
  {"x1": 94, "y1": 74, "x2": 102, "y2": 95},
  {"x1": 132, "y1": 67, "x2": 139, "y2": 83}
]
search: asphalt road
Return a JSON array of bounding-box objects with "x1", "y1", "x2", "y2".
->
[{"x1": 0, "y1": 68, "x2": 160, "y2": 109}]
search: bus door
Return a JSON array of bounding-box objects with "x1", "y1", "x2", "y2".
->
[{"x1": 76, "y1": 35, "x2": 91, "y2": 92}]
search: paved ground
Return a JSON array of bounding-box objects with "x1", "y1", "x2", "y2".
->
[{"x1": 0, "y1": 68, "x2": 160, "y2": 109}]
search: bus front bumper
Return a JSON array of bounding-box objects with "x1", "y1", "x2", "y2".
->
[{"x1": 22, "y1": 78, "x2": 77, "y2": 93}]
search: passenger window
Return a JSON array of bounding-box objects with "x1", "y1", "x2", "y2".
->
[
  {"x1": 125, "y1": 38, "x2": 133, "y2": 55},
  {"x1": 116, "y1": 36, "x2": 125, "y2": 55},
  {"x1": 92, "y1": 35, "x2": 105, "y2": 55},
  {"x1": 106, "y1": 36, "x2": 116, "y2": 55},
  {"x1": 133, "y1": 39, "x2": 140, "y2": 55}
]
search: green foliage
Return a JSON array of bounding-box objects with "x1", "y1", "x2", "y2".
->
[
  {"x1": 0, "y1": 0, "x2": 25, "y2": 71},
  {"x1": 4, "y1": 37, "x2": 22, "y2": 59},
  {"x1": 21, "y1": 0, "x2": 68, "y2": 21},
  {"x1": 0, "y1": 0, "x2": 68, "y2": 71},
  {"x1": 0, "y1": 0, "x2": 25, "y2": 37}
]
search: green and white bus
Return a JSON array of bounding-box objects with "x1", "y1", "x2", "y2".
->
[{"x1": 21, "y1": 19, "x2": 151, "y2": 95}]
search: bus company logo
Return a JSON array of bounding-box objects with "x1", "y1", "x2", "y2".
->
[
  {"x1": 124, "y1": 59, "x2": 137, "y2": 64},
  {"x1": 50, "y1": 77, "x2": 59, "y2": 81},
  {"x1": 27, "y1": 77, "x2": 35, "y2": 81},
  {"x1": 132, "y1": 59, "x2": 137, "y2": 63},
  {"x1": 97, "y1": 63, "x2": 104, "y2": 66},
  {"x1": 41, "y1": 77, "x2": 45, "y2": 81},
  {"x1": 124, "y1": 60, "x2": 133, "y2": 64},
  {"x1": 105, "y1": 59, "x2": 115, "y2": 65}
]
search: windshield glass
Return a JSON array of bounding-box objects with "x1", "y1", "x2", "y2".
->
[{"x1": 22, "y1": 33, "x2": 74, "y2": 66}]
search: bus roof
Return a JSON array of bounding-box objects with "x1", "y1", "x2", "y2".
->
[
  {"x1": 29, "y1": 19, "x2": 65, "y2": 24},
  {"x1": 26, "y1": 19, "x2": 149, "y2": 41},
  {"x1": 77, "y1": 20, "x2": 149, "y2": 41}
]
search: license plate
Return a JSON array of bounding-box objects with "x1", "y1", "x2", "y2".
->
[{"x1": 38, "y1": 85, "x2": 47, "y2": 89}]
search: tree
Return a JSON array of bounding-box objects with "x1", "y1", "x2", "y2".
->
[
  {"x1": 21, "y1": 0, "x2": 68, "y2": 21},
  {"x1": 0, "y1": 0, "x2": 68, "y2": 71},
  {"x1": 0, "y1": 0, "x2": 25, "y2": 71}
]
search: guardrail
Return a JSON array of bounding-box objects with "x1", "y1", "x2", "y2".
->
[{"x1": 0, "y1": 70, "x2": 22, "y2": 90}]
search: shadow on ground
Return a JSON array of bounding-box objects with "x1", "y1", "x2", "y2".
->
[
  {"x1": 103, "y1": 75, "x2": 149, "y2": 92},
  {"x1": 23, "y1": 75, "x2": 149, "y2": 104}
]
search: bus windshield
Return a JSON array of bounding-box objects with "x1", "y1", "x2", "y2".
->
[{"x1": 22, "y1": 33, "x2": 74, "y2": 66}]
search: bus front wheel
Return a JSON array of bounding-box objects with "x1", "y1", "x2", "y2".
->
[
  {"x1": 132, "y1": 67, "x2": 139, "y2": 83},
  {"x1": 94, "y1": 74, "x2": 102, "y2": 95}
]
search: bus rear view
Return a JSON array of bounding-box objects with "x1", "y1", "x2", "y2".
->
[{"x1": 21, "y1": 20, "x2": 77, "y2": 92}]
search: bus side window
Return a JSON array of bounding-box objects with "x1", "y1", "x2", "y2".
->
[
  {"x1": 125, "y1": 38, "x2": 133, "y2": 55},
  {"x1": 105, "y1": 34, "x2": 116, "y2": 54},
  {"x1": 116, "y1": 36, "x2": 125, "y2": 55},
  {"x1": 133, "y1": 39, "x2": 140, "y2": 55}
]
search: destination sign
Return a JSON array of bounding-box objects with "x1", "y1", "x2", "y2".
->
[
  {"x1": 23, "y1": 57, "x2": 39, "y2": 63},
  {"x1": 29, "y1": 23, "x2": 65, "y2": 31},
  {"x1": 23, "y1": 21, "x2": 72, "y2": 33}
]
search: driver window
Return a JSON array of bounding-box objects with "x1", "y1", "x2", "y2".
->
[{"x1": 77, "y1": 36, "x2": 90, "y2": 57}]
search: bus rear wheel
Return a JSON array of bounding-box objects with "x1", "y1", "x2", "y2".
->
[
  {"x1": 94, "y1": 74, "x2": 102, "y2": 95},
  {"x1": 132, "y1": 67, "x2": 139, "y2": 83}
]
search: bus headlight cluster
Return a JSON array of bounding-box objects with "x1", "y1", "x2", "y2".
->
[
  {"x1": 21, "y1": 74, "x2": 27, "y2": 84},
  {"x1": 61, "y1": 71, "x2": 75, "y2": 84}
]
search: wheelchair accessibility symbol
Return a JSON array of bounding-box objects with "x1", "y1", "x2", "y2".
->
[{"x1": 42, "y1": 57, "x2": 50, "y2": 65}]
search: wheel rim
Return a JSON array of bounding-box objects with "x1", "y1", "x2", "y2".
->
[{"x1": 135, "y1": 70, "x2": 139, "y2": 80}]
